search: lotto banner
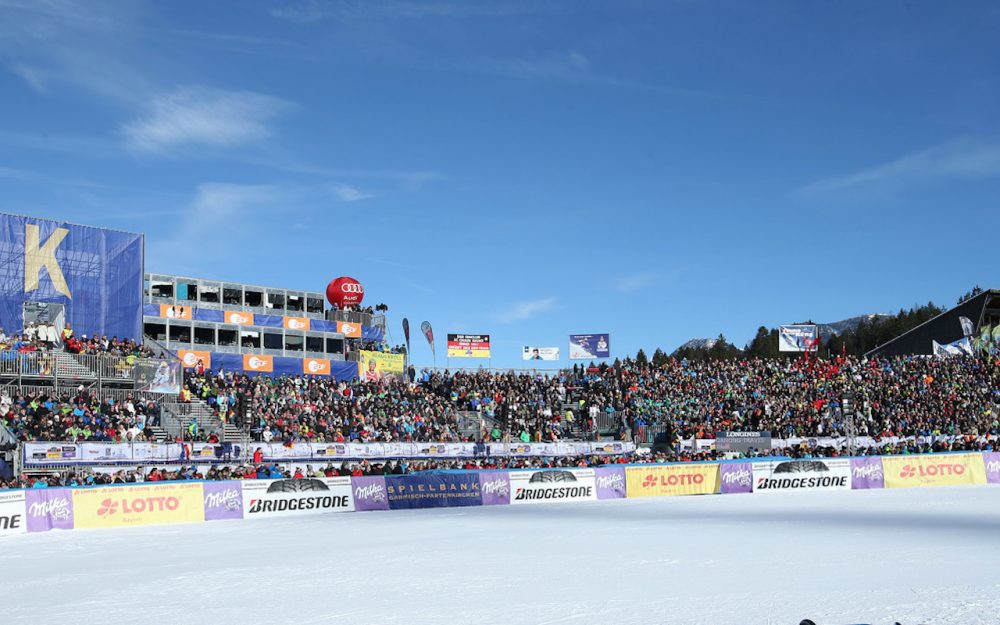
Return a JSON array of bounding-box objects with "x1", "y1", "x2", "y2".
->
[
  {"x1": 224, "y1": 311, "x2": 254, "y2": 325},
  {"x1": 881, "y1": 453, "x2": 987, "y2": 489},
  {"x1": 337, "y1": 320, "x2": 362, "y2": 338},
  {"x1": 243, "y1": 354, "x2": 274, "y2": 373},
  {"x1": 242, "y1": 478, "x2": 354, "y2": 518},
  {"x1": 447, "y1": 334, "x2": 491, "y2": 358},
  {"x1": 625, "y1": 464, "x2": 720, "y2": 498},
  {"x1": 303, "y1": 358, "x2": 331, "y2": 376},
  {"x1": 283, "y1": 316, "x2": 311, "y2": 331},
  {"x1": 509, "y1": 468, "x2": 597, "y2": 504},
  {"x1": 358, "y1": 350, "x2": 404, "y2": 381},
  {"x1": 0, "y1": 491, "x2": 27, "y2": 536},
  {"x1": 177, "y1": 350, "x2": 211, "y2": 370},
  {"x1": 72, "y1": 483, "x2": 205, "y2": 529}
]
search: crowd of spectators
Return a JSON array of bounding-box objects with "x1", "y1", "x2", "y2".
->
[{"x1": 0, "y1": 389, "x2": 161, "y2": 443}]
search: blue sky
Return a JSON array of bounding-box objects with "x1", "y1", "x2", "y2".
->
[{"x1": 1, "y1": 0, "x2": 999, "y2": 368}]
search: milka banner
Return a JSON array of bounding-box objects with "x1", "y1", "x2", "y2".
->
[
  {"x1": 850, "y1": 457, "x2": 885, "y2": 490},
  {"x1": 24, "y1": 441, "x2": 635, "y2": 467}
]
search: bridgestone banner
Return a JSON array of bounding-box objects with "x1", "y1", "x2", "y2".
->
[
  {"x1": 0, "y1": 491, "x2": 26, "y2": 536},
  {"x1": 242, "y1": 477, "x2": 355, "y2": 517},
  {"x1": 752, "y1": 459, "x2": 851, "y2": 493},
  {"x1": 625, "y1": 464, "x2": 720, "y2": 498},
  {"x1": 881, "y1": 453, "x2": 987, "y2": 489},
  {"x1": 509, "y1": 468, "x2": 597, "y2": 504}
]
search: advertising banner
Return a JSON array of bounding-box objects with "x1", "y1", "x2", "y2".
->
[
  {"x1": 881, "y1": 453, "x2": 987, "y2": 489},
  {"x1": 509, "y1": 468, "x2": 597, "y2": 505},
  {"x1": 522, "y1": 346, "x2": 560, "y2": 361},
  {"x1": 715, "y1": 431, "x2": 772, "y2": 453},
  {"x1": 850, "y1": 457, "x2": 885, "y2": 490},
  {"x1": 303, "y1": 358, "x2": 331, "y2": 376},
  {"x1": 447, "y1": 334, "x2": 491, "y2": 358},
  {"x1": 385, "y1": 473, "x2": 483, "y2": 509},
  {"x1": 0, "y1": 490, "x2": 27, "y2": 536},
  {"x1": 242, "y1": 477, "x2": 354, "y2": 518},
  {"x1": 625, "y1": 464, "x2": 720, "y2": 498},
  {"x1": 478, "y1": 472, "x2": 511, "y2": 506},
  {"x1": 135, "y1": 359, "x2": 181, "y2": 394},
  {"x1": 224, "y1": 311, "x2": 254, "y2": 325},
  {"x1": 752, "y1": 459, "x2": 851, "y2": 493},
  {"x1": 421, "y1": 321, "x2": 435, "y2": 358},
  {"x1": 336, "y1": 320, "x2": 362, "y2": 338},
  {"x1": 778, "y1": 325, "x2": 819, "y2": 352},
  {"x1": 243, "y1": 354, "x2": 274, "y2": 373},
  {"x1": 719, "y1": 462, "x2": 754, "y2": 494},
  {"x1": 0, "y1": 214, "x2": 143, "y2": 340},
  {"x1": 24, "y1": 488, "x2": 74, "y2": 532},
  {"x1": 177, "y1": 350, "x2": 211, "y2": 370},
  {"x1": 569, "y1": 334, "x2": 610, "y2": 360},
  {"x1": 159, "y1": 304, "x2": 192, "y2": 319},
  {"x1": 594, "y1": 466, "x2": 627, "y2": 500},
  {"x1": 72, "y1": 482, "x2": 205, "y2": 529},
  {"x1": 351, "y1": 476, "x2": 390, "y2": 512},
  {"x1": 358, "y1": 350, "x2": 405, "y2": 381},
  {"x1": 983, "y1": 452, "x2": 1000, "y2": 485},
  {"x1": 202, "y1": 481, "x2": 244, "y2": 521},
  {"x1": 283, "y1": 316, "x2": 310, "y2": 331}
]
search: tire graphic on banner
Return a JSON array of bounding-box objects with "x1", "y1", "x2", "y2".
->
[
  {"x1": 752, "y1": 459, "x2": 851, "y2": 492},
  {"x1": 243, "y1": 478, "x2": 355, "y2": 517},
  {"x1": 509, "y1": 469, "x2": 597, "y2": 504}
]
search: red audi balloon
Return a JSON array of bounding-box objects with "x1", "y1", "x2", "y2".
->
[{"x1": 326, "y1": 276, "x2": 365, "y2": 308}]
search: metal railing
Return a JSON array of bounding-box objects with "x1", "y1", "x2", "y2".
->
[{"x1": 0, "y1": 350, "x2": 180, "y2": 391}]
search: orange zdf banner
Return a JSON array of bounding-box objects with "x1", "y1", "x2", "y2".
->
[
  {"x1": 284, "y1": 316, "x2": 311, "y2": 331},
  {"x1": 303, "y1": 358, "x2": 331, "y2": 376},
  {"x1": 336, "y1": 320, "x2": 361, "y2": 338},
  {"x1": 625, "y1": 464, "x2": 720, "y2": 498},
  {"x1": 73, "y1": 483, "x2": 205, "y2": 529},
  {"x1": 177, "y1": 350, "x2": 211, "y2": 370},
  {"x1": 243, "y1": 354, "x2": 274, "y2": 372},
  {"x1": 882, "y1": 453, "x2": 987, "y2": 489},
  {"x1": 225, "y1": 311, "x2": 254, "y2": 325}
]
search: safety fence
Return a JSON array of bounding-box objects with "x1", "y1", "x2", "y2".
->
[{"x1": 2, "y1": 451, "x2": 999, "y2": 537}]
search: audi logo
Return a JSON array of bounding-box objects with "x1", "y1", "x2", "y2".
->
[{"x1": 340, "y1": 284, "x2": 364, "y2": 293}]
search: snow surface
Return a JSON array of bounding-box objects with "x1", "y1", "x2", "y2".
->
[{"x1": 5, "y1": 486, "x2": 1000, "y2": 625}]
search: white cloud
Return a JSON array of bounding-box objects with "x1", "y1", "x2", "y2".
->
[
  {"x1": 617, "y1": 272, "x2": 656, "y2": 293},
  {"x1": 121, "y1": 87, "x2": 291, "y2": 153},
  {"x1": 495, "y1": 297, "x2": 557, "y2": 324},
  {"x1": 803, "y1": 139, "x2": 1000, "y2": 193},
  {"x1": 332, "y1": 183, "x2": 373, "y2": 202},
  {"x1": 11, "y1": 63, "x2": 48, "y2": 93}
]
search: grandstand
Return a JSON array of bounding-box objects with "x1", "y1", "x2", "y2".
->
[{"x1": 867, "y1": 288, "x2": 1000, "y2": 357}]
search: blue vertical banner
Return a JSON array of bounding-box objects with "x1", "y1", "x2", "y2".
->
[
  {"x1": 568, "y1": 334, "x2": 611, "y2": 360},
  {"x1": 0, "y1": 214, "x2": 144, "y2": 339}
]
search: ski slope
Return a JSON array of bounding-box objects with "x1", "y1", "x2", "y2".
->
[{"x1": 4, "y1": 486, "x2": 1000, "y2": 625}]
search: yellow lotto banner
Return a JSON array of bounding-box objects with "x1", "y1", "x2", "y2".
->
[
  {"x1": 358, "y1": 350, "x2": 405, "y2": 382},
  {"x1": 73, "y1": 482, "x2": 205, "y2": 529},
  {"x1": 881, "y1": 453, "x2": 987, "y2": 489},
  {"x1": 625, "y1": 464, "x2": 720, "y2": 498}
]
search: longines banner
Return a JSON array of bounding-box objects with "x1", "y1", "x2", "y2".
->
[{"x1": 447, "y1": 334, "x2": 491, "y2": 358}]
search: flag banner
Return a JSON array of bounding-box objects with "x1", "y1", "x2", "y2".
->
[
  {"x1": 447, "y1": 333, "x2": 491, "y2": 358},
  {"x1": 933, "y1": 337, "x2": 973, "y2": 358},
  {"x1": 522, "y1": 346, "x2": 560, "y2": 361},
  {"x1": 959, "y1": 316, "x2": 975, "y2": 337},
  {"x1": 568, "y1": 334, "x2": 610, "y2": 360},
  {"x1": 421, "y1": 321, "x2": 435, "y2": 356},
  {"x1": 402, "y1": 318, "x2": 411, "y2": 354},
  {"x1": 778, "y1": 325, "x2": 819, "y2": 352}
]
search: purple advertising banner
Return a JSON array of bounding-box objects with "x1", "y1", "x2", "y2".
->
[
  {"x1": 24, "y1": 488, "x2": 74, "y2": 532},
  {"x1": 478, "y1": 472, "x2": 510, "y2": 506},
  {"x1": 719, "y1": 462, "x2": 753, "y2": 494},
  {"x1": 850, "y1": 457, "x2": 885, "y2": 490},
  {"x1": 351, "y1": 476, "x2": 389, "y2": 511},
  {"x1": 203, "y1": 481, "x2": 244, "y2": 521},
  {"x1": 594, "y1": 466, "x2": 626, "y2": 500},
  {"x1": 983, "y1": 452, "x2": 1000, "y2": 485}
]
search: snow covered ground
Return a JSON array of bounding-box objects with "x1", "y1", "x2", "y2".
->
[{"x1": 5, "y1": 486, "x2": 1000, "y2": 625}]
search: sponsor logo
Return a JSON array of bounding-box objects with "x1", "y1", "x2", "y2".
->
[
  {"x1": 247, "y1": 496, "x2": 349, "y2": 514},
  {"x1": 0, "y1": 514, "x2": 23, "y2": 531},
  {"x1": 899, "y1": 463, "x2": 965, "y2": 479},
  {"x1": 28, "y1": 497, "x2": 71, "y2": 520},
  {"x1": 354, "y1": 483, "x2": 386, "y2": 503},
  {"x1": 204, "y1": 489, "x2": 241, "y2": 512},
  {"x1": 642, "y1": 473, "x2": 704, "y2": 488},
  {"x1": 341, "y1": 323, "x2": 356, "y2": 334},
  {"x1": 596, "y1": 472, "x2": 625, "y2": 491},
  {"x1": 248, "y1": 356, "x2": 267, "y2": 370},
  {"x1": 341, "y1": 283, "x2": 364, "y2": 294},
  {"x1": 182, "y1": 352, "x2": 198, "y2": 366},
  {"x1": 287, "y1": 318, "x2": 308, "y2": 330},
  {"x1": 853, "y1": 463, "x2": 884, "y2": 480},
  {"x1": 228, "y1": 313, "x2": 251, "y2": 324},
  {"x1": 307, "y1": 359, "x2": 325, "y2": 373},
  {"x1": 987, "y1": 460, "x2": 1000, "y2": 475},
  {"x1": 513, "y1": 486, "x2": 593, "y2": 501},
  {"x1": 481, "y1": 477, "x2": 510, "y2": 497},
  {"x1": 722, "y1": 468, "x2": 752, "y2": 487},
  {"x1": 756, "y1": 476, "x2": 848, "y2": 490},
  {"x1": 24, "y1": 223, "x2": 71, "y2": 298},
  {"x1": 97, "y1": 496, "x2": 179, "y2": 517}
]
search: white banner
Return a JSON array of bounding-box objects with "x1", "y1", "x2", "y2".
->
[
  {"x1": 522, "y1": 346, "x2": 560, "y2": 361},
  {"x1": 509, "y1": 468, "x2": 597, "y2": 504},
  {"x1": 242, "y1": 477, "x2": 355, "y2": 518},
  {"x1": 751, "y1": 458, "x2": 851, "y2": 493},
  {"x1": 24, "y1": 441, "x2": 635, "y2": 467},
  {"x1": 0, "y1": 491, "x2": 27, "y2": 536},
  {"x1": 778, "y1": 325, "x2": 819, "y2": 352}
]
